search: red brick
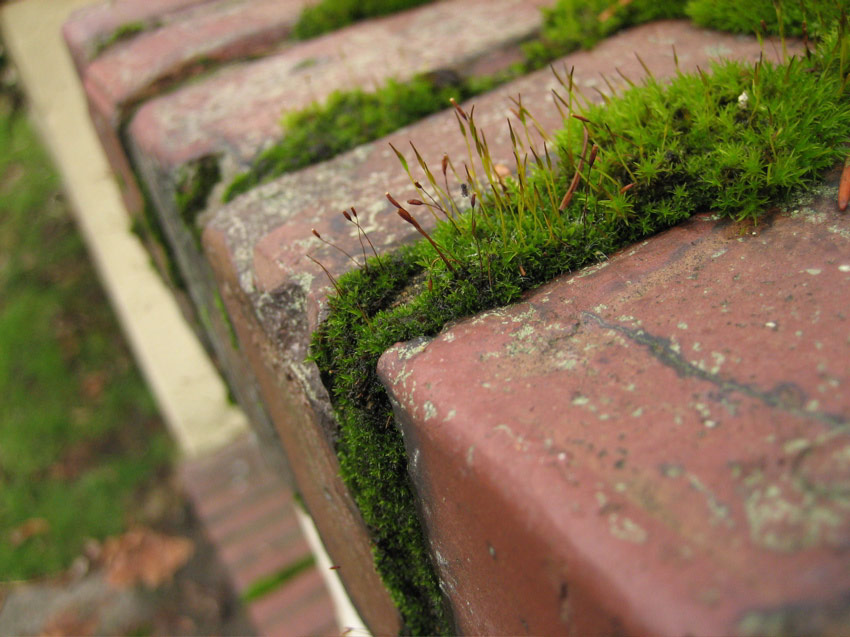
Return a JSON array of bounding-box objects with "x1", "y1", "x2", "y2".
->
[
  {"x1": 83, "y1": 0, "x2": 306, "y2": 124},
  {"x1": 231, "y1": 533, "x2": 312, "y2": 592},
  {"x1": 263, "y1": 590, "x2": 337, "y2": 637},
  {"x1": 248, "y1": 568, "x2": 330, "y2": 629},
  {"x1": 68, "y1": 0, "x2": 309, "y2": 216},
  {"x1": 376, "y1": 190, "x2": 850, "y2": 635},
  {"x1": 204, "y1": 490, "x2": 296, "y2": 544},
  {"x1": 219, "y1": 514, "x2": 301, "y2": 571},
  {"x1": 127, "y1": 0, "x2": 550, "y2": 170},
  {"x1": 202, "y1": 22, "x2": 789, "y2": 633},
  {"x1": 63, "y1": 0, "x2": 211, "y2": 72}
]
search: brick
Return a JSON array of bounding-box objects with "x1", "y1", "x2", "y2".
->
[
  {"x1": 179, "y1": 433, "x2": 278, "y2": 500},
  {"x1": 68, "y1": 0, "x2": 308, "y2": 218},
  {"x1": 120, "y1": 0, "x2": 551, "y2": 490},
  {"x1": 62, "y1": 0, "x2": 212, "y2": 73},
  {"x1": 376, "y1": 186, "x2": 850, "y2": 635},
  {"x1": 231, "y1": 534, "x2": 312, "y2": 593},
  {"x1": 127, "y1": 0, "x2": 550, "y2": 171},
  {"x1": 247, "y1": 568, "x2": 331, "y2": 631},
  {"x1": 204, "y1": 490, "x2": 296, "y2": 545},
  {"x1": 262, "y1": 590, "x2": 337, "y2": 637},
  {"x1": 201, "y1": 21, "x2": 784, "y2": 633},
  {"x1": 219, "y1": 514, "x2": 301, "y2": 571}
]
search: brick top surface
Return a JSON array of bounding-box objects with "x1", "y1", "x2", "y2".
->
[
  {"x1": 205, "y1": 21, "x2": 777, "y2": 339},
  {"x1": 81, "y1": 0, "x2": 309, "y2": 123},
  {"x1": 129, "y1": 0, "x2": 550, "y2": 169},
  {"x1": 63, "y1": 0, "x2": 215, "y2": 71},
  {"x1": 377, "y1": 190, "x2": 850, "y2": 635}
]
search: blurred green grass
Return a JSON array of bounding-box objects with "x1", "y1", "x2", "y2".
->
[{"x1": 0, "y1": 94, "x2": 173, "y2": 581}]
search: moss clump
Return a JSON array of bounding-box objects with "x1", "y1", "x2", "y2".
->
[
  {"x1": 223, "y1": 74, "x2": 479, "y2": 202},
  {"x1": 292, "y1": 0, "x2": 435, "y2": 40},
  {"x1": 686, "y1": 0, "x2": 844, "y2": 38},
  {"x1": 310, "y1": 20, "x2": 850, "y2": 635},
  {"x1": 524, "y1": 0, "x2": 689, "y2": 68},
  {"x1": 175, "y1": 155, "x2": 220, "y2": 243},
  {"x1": 227, "y1": 0, "x2": 831, "y2": 203}
]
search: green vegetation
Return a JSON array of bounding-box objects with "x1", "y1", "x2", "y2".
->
[
  {"x1": 292, "y1": 0, "x2": 435, "y2": 40},
  {"x1": 0, "y1": 83, "x2": 172, "y2": 580},
  {"x1": 226, "y1": 0, "x2": 841, "y2": 203},
  {"x1": 175, "y1": 154, "x2": 220, "y2": 243},
  {"x1": 310, "y1": 17, "x2": 850, "y2": 634},
  {"x1": 240, "y1": 554, "x2": 316, "y2": 602},
  {"x1": 223, "y1": 74, "x2": 486, "y2": 202}
]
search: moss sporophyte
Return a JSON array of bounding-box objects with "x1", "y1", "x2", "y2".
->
[{"x1": 308, "y1": 14, "x2": 850, "y2": 635}]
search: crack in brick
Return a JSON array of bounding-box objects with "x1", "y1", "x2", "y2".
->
[{"x1": 581, "y1": 311, "x2": 848, "y2": 430}]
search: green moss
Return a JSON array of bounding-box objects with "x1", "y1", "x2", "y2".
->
[
  {"x1": 524, "y1": 0, "x2": 688, "y2": 68},
  {"x1": 230, "y1": 0, "x2": 806, "y2": 203},
  {"x1": 223, "y1": 74, "x2": 476, "y2": 202},
  {"x1": 94, "y1": 20, "x2": 149, "y2": 56},
  {"x1": 686, "y1": 0, "x2": 844, "y2": 38},
  {"x1": 292, "y1": 0, "x2": 435, "y2": 40},
  {"x1": 310, "y1": 19, "x2": 850, "y2": 635},
  {"x1": 175, "y1": 155, "x2": 220, "y2": 244}
]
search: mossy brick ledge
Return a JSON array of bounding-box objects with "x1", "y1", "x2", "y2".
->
[
  {"x1": 202, "y1": 22, "x2": 784, "y2": 633},
  {"x1": 65, "y1": 0, "x2": 309, "y2": 218},
  {"x1": 378, "y1": 186, "x2": 850, "y2": 635}
]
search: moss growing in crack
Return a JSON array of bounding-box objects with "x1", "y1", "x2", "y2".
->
[
  {"x1": 310, "y1": 19, "x2": 850, "y2": 635},
  {"x1": 93, "y1": 20, "x2": 149, "y2": 57},
  {"x1": 226, "y1": 0, "x2": 836, "y2": 204},
  {"x1": 292, "y1": 0, "x2": 435, "y2": 40},
  {"x1": 175, "y1": 155, "x2": 220, "y2": 245},
  {"x1": 524, "y1": 0, "x2": 689, "y2": 68},
  {"x1": 223, "y1": 74, "x2": 479, "y2": 202}
]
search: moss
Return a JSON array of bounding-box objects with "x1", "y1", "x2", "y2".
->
[
  {"x1": 223, "y1": 74, "x2": 476, "y2": 202},
  {"x1": 227, "y1": 0, "x2": 823, "y2": 203},
  {"x1": 175, "y1": 155, "x2": 220, "y2": 244},
  {"x1": 94, "y1": 20, "x2": 150, "y2": 57},
  {"x1": 310, "y1": 18, "x2": 850, "y2": 635},
  {"x1": 523, "y1": 0, "x2": 689, "y2": 68},
  {"x1": 686, "y1": 0, "x2": 844, "y2": 38},
  {"x1": 292, "y1": 0, "x2": 435, "y2": 40}
]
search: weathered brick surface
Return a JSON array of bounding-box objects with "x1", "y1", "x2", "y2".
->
[
  {"x1": 377, "y1": 186, "x2": 850, "y2": 635},
  {"x1": 67, "y1": 0, "x2": 310, "y2": 217},
  {"x1": 114, "y1": 0, "x2": 554, "y2": 569},
  {"x1": 62, "y1": 0, "x2": 212, "y2": 72},
  {"x1": 127, "y1": 0, "x2": 550, "y2": 173},
  {"x1": 202, "y1": 22, "x2": 782, "y2": 633}
]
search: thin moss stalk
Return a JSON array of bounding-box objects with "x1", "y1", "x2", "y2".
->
[{"x1": 310, "y1": 18, "x2": 850, "y2": 635}]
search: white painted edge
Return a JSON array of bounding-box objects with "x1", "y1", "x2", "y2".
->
[
  {"x1": 294, "y1": 506, "x2": 371, "y2": 637},
  {"x1": 0, "y1": 0, "x2": 248, "y2": 457}
]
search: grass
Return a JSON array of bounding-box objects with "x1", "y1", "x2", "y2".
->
[
  {"x1": 0, "y1": 90, "x2": 173, "y2": 580},
  {"x1": 239, "y1": 554, "x2": 316, "y2": 603},
  {"x1": 309, "y1": 13, "x2": 850, "y2": 634}
]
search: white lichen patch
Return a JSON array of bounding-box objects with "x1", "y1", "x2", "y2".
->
[
  {"x1": 677, "y1": 322, "x2": 688, "y2": 330},
  {"x1": 805, "y1": 268, "x2": 822, "y2": 276},
  {"x1": 423, "y1": 401, "x2": 437, "y2": 422},
  {"x1": 839, "y1": 264, "x2": 850, "y2": 273},
  {"x1": 608, "y1": 514, "x2": 648, "y2": 543}
]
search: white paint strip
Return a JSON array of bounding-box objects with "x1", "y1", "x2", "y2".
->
[{"x1": 0, "y1": 0, "x2": 248, "y2": 457}]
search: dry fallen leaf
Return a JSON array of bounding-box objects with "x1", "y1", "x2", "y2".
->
[
  {"x1": 101, "y1": 526, "x2": 194, "y2": 589},
  {"x1": 10, "y1": 517, "x2": 49, "y2": 546}
]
